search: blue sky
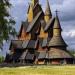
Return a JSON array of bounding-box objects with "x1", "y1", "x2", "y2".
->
[{"x1": 1, "y1": 0, "x2": 75, "y2": 56}]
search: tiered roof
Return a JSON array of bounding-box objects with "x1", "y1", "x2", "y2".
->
[
  {"x1": 48, "y1": 14, "x2": 67, "y2": 47},
  {"x1": 47, "y1": 49, "x2": 73, "y2": 59},
  {"x1": 8, "y1": 0, "x2": 74, "y2": 62},
  {"x1": 48, "y1": 36, "x2": 67, "y2": 47},
  {"x1": 10, "y1": 40, "x2": 38, "y2": 49}
]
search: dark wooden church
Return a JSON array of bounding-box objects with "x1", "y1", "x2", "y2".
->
[{"x1": 5, "y1": 0, "x2": 74, "y2": 64}]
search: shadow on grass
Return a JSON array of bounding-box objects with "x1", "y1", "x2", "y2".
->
[{"x1": 0, "y1": 63, "x2": 75, "y2": 68}]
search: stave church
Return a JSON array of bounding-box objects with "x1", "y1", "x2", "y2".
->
[{"x1": 5, "y1": 0, "x2": 75, "y2": 64}]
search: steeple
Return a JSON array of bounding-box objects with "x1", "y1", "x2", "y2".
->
[
  {"x1": 53, "y1": 11, "x2": 62, "y2": 36},
  {"x1": 27, "y1": 3, "x2": 33, "y2": 23},
  {"x1": 44, "y1": 0, "x2": 52, "y2": 23},
  {"x1": 48, "y1": 11, "x2": 67, "y2": 48},
  {"x1": 32, "y1": 0, "x2": 39, "y2": 6},
  {"x1": 27, "y1": 0, "x2": 42, "y2": 23}
]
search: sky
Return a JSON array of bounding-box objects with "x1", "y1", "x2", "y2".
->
[{"x1": 1, "y1": 0, "x2": 75, "y2": 56}]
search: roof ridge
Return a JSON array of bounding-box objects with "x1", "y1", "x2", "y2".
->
[
  {"x1": 26, "y1": 11, "x2": 43, "y2": 33},
  {"x1": 44, "y1": 17, "x2": 55, "y2": 32}
]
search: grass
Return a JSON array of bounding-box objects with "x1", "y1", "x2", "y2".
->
[{"x1": 0, "y1": 65, "x2": 75, "y2": 75}]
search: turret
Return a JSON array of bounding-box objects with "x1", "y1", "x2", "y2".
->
[{"x1": 48, "y1": 12, "x2": 67, "y2": 49}]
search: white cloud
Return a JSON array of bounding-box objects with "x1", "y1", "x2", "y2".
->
[
  {"x1": 10, "y1": 0, "x2": 29, "y2": 6},
  {"x1": 62, "y1": 30, "x2": 75, "y2": 38},
  {"x1": 49, "y1": 0, "x2": 75, "y2": 21},
  {"x1": 70, "y1": 30, "x2": 75, "y2": 37}
]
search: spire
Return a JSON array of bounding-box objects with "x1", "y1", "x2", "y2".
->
[
  {"x1": 53, "y1": 10, "x2": 62, "y2": 30},
  {"x1": 53, "y1": 10, "x2": 62, "y2": 36},
  {"x1": 44, "y1": 0, "x2": 52, "y2": 23},
  {"x1": 45, "y1": 0, "x2": 52, "y2": 17},
  {"x1": 48, "y1": 10, "x2": 67, "y2": 47},
  {"x1": 27, "y1": 3, "x2": 33, "y2": 23},
  {"x1": 31, "y1": 0, "x2": 39, "y2": 6}
]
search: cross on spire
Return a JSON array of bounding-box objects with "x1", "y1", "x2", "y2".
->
[{"x1": 55, "y1": 9, "x2": 60, "y2": 17}]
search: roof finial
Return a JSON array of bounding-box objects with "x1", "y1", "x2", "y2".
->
[
  {"x1": 53, "y1": 9, "x2": 62, "y2": 31},
  {"x1": 55, "y1": 9, "x2": 59, "y2": 17}
]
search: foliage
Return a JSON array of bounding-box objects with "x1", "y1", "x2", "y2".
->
[
  {"x1": 68, "y1": 49, "x2": 75, "y2": 56},
  {"x1": 0, "y1": 0, "x2": 16, "y2": 48},
  {"x1": 0, "y1": 56, "x2": 4, "y2": 63}
]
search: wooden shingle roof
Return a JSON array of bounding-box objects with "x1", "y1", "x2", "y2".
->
[
  {"x1": 10, "y1": 40, "x2": 23, "y2": 49},
  {"x1": 48, "y1": 36, "x2": 67, "y2": 47},
  {"x1": 22, "y1": 40, "x2": 30, "y2": 49},
  {"x1": 53, "y1": 15, "x2": 62, "y2": 30},
  {"x1": 27, "y1": 3, "x2": 42, "y2": 14},
  {"x1": 47, "y1": 49, "x2": 73, "y2": 59},
  {"x1": 10, "y1": 40, "x2": 38, "y2": 50},
  {"x1": 27, "y1": 40, "x2": 38, "y2": 49},
  {"x1": 39, "y1": 38, "x2": 50, "y2": 48},
  {"x1": 44, "y1": 18, "x2": 55, "y2": 32},
  {"x1": 26, "y1": 11, "x2": 44, "y2": 33},
  {"x1": 38, "y1": 51, "x2": 47, "y2": 59},
  {"x1": 25, "y1": 52, "x2": 34, "y2": 60},
  {"x1": 19, "y1": 50, "x2": 28, "y2": 60},
  {"x1": 22, "y1": 40, "x2": 38, "y2": 49},
  {"x1": 18, "y1": 21, "x2": 29, "y2": 37},
  {"x1": 33, "y1": 3, "x2": 42, "y2": 11},
  {"x1": 40, "y1": 20, "x2": 46, "y2": 30}
]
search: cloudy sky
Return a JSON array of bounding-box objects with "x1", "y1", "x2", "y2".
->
[{"x1": 1, "y1": 0, "x2": 75, "y2": 56}]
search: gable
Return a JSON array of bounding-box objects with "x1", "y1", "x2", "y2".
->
[
  {"x1": 33, "y1": 3, "x2": 42, "y2": 17},
  {"x1": 39, "y1": 26, "x2": 48, "y2": 38},
  {"x1": 19, "y1": 26, "x2": 26, "y2": 39},
  {"x1": 18, "y1": 21, "x2": 31, "y2": 40}
]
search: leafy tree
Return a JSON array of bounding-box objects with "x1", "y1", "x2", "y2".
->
[
  {"x1": 0, "y1": 0, "x2": 16, "y2": 48},
  {"x1": 70, "y1": 50, "x2": 75, "y2": 56},
  {"x1": 0, "y1": 56, "x2": 4, "y2": 63}
]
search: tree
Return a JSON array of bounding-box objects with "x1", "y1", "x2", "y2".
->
[
  {"x1": 0, "y1": 0, "x2": 16, "y2": 48},
  {"x1": 0, "y1": 56, "x2": 4, "y2": 63}
]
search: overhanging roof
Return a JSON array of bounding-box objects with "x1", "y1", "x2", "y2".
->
[{"x1": 48, "y1": 36, "x2": 67, "y2": 47}]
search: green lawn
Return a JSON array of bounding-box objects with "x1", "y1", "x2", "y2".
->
[{"x1": 0, "y1": 65, "x2": 75, "y2": 75}]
